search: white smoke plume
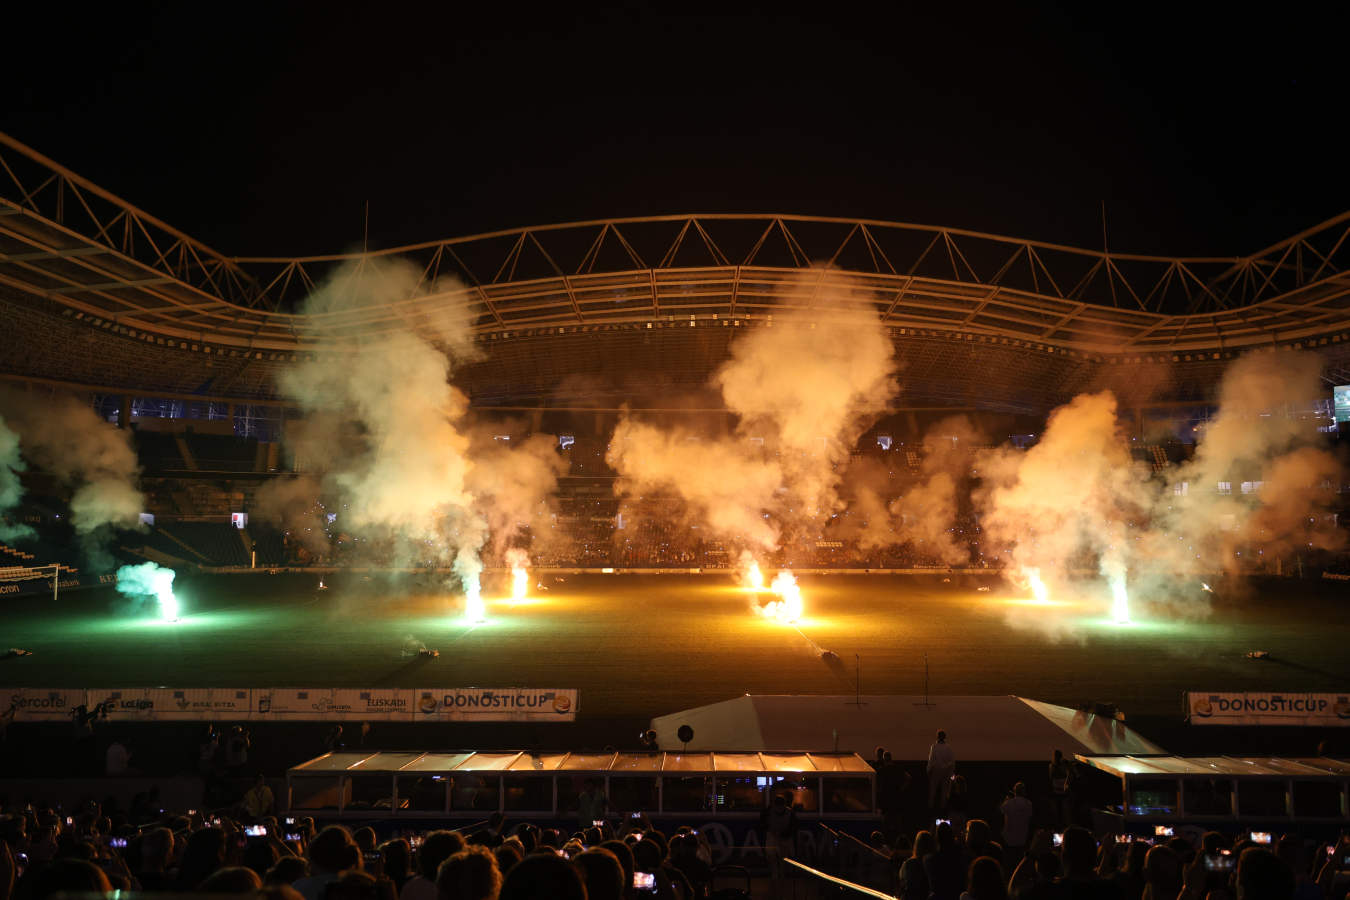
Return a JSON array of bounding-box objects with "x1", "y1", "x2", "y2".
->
[
  {"x1": 1147, "y1": 350, "x2": 1345, "y2": 574},
  {"x1": 0, "y1": 389, "x2": 145, "y2": 547},
  {"x1": 0, "y1": 415, "x2": 34, "y2": 542},
  {"x1": 888, "y1": 416, "x2": 982, "y2": 564},
  {"x1": 972, "y1": 350, "x2": 1342, "y2": 632},
  {"x1": 465, "y1": 430, "x2": 568, "y2": 562},
  {"x1": 274, "y1": 258, "x2": 565, "y2": 597},
  {"x1": 115, "y1": 560, "x2": 179, "y2": 620},
  {"x1": 977, "y1": 391, "x2": 1151, "y2": 592},
  {"x1": 607, "y1": 273, "x2": 899, "y2": 551}
]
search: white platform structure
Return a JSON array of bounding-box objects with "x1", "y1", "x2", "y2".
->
[{"x1": 651, "y1": 694, "x2": 1166, "y2": 761}]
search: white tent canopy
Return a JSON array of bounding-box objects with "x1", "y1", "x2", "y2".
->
[{"x1": 650, "y1": 695, "x2": 1166, "y2": 762}]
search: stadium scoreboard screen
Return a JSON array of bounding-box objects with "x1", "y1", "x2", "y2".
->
[{"x1": 1336, "y1": 386, "x2": 1350, "y2": 423}]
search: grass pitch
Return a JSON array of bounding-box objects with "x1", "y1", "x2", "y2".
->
[{"x1": 3, "y1": 571, "x2": 1347, "y2": 720}]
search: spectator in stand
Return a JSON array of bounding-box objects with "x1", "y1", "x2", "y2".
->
[
  {"x1": 963, "y1": 856, "x2": 1006, "y2": 900},
  {"x1": 923, "y1": 821, "x2": 966, "y2": 900},
  {"x1": 175, "y1": 826, "x2": 228, "y2": 891},
  {"x1": 947, "y1": 776, "x2": 970, "y2": 835},
  {"x1": 200, "y1": 866, "x2": 263, "y2": 892},
  {"x1": 329, "y1": 870, "x2": 397, "y2": 900},
  {"x1": 1049, "y1": 750, "x2": 1072, "y2": 828},
  {"x1": 381, "y1": 839, "x2": 413, "y2": 890},
  {"x1": 1057, "y1": 826, "x2": 1120, "y2": 897},
  {"x1": 198, "y1": 726, "x2": 220, "y2": 777},
  {"x1": 599, "y1": 839, "x2": 635, "y2": 893},
  {"x1": 964, "y1": 820, "x2": 1001, "y2": 864},
  {"x1": 760, "y1": 793, "x2": 797, "y2": 892},
  {"x1": 401, "y1": 831, "x2": 465, "y2": 900},
  {"x1": 1230, "y1": 847, "x2": 1294, "y2": 900},
  {"x1": 492, "y1": 843, "x2": 523, "y2": 878},
  {"x1": 570, "y1": 847, "x2": 623, "y2": 900},
  {"x1": 667, "y1": 833, "x2": 711, "y2": 896},
  {"x1": 325, "y1": 725, "x2": 345, "y2": 754},
  {"x1": 354, "y1": 828, "x2": 378, "y2": 854},
  {"x1": 224, "y1": 726, "x2": 250, "y2": 775},
  {"x1": 1009, "y1": 849, "x2": 1061, "y2": 900},
  {"x1": 1138, "y1": 844, "x2": 1181, "y2": 900},
  {"x1": 135, "y1": 826, "x2": 175, "y2": 890},
  {"x1": 244, "y1": 774, "x2": 275, "y2": 818},
  {"x1": 1115, "y1": 840, "x2": 1149, "y2": 900},
  {"x1": 899, "y1": 829, "x2": 935, "y2": 900},
  {"x1": 999, "y1": 783, "x2": 1033, "y2": 866},
  {"x1": 266, "y1": 857, "x2": 310, "y2": 886},
  {"x1": 26, "y1": 858, "x2": 112, "y2": 900},
  {"x1": 105, "y1": 739, "x2": 132, "y2": 776},
  {"x1": 243, "y1": 838, "x2": 282, "y2": 879},
  {"x1": 877, "y1": 750, "x2": 909, "y2": 840},
  {"x1": 927, "y1": 730, "x2": 956, "y2": 814},
  {"x1": 295, "y1": 825, "x2": 356, "y2": 900},
  {"x1": 436, "y1": 845, "x2": 501, "y2": 900},
  {"x1": 576, "y1": 778, "x2": 607, "y2": 831},
  {"x1": 498, "y1": 853, "x2": 586, "y2": 900}
]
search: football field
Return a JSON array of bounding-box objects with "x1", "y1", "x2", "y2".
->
[{"x1": 3, "y1": 571, "x2": 1347, "y2": 721}]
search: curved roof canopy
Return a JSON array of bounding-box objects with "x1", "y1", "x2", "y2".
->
[{"x1": 3, "y1": 131, "x2": 1349, "y2": 355}]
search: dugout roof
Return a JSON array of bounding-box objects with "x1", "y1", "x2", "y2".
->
[{"x1": 288, "y1": 749, "x2": 874, "y2": 775}]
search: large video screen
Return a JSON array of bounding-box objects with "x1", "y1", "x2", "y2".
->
[{"x1": 1336, "y1": 386, "x2": 1350, "y2": 423}]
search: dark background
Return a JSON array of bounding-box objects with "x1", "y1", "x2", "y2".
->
[{"x1": 3, "y1": 3, "x2": 1346, "y2": 258}]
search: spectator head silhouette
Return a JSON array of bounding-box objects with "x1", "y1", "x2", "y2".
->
[{"x1": 499, "y1": 852, "x2": 587, "y2": 900}]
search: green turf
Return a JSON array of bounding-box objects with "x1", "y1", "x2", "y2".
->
[{"x1": 2, "y1": 572, "x2": 1347, "y2": 718}]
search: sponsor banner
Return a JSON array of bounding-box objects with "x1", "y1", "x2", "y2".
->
[
  {"x1": 0, "y1": 572, "x2": 117, "y2": 597},
  {"x1": 152, "y1": 688, "x2": 252, "y2": 721},
  {"x1": 5, "y1": 688, "x2": 87, "y2": 722},
  {"x1": 415, "y1": 688, "x2": 578, "y2": 722},
  {"x1": 1187, "y1": 692, "x2": 1350, "y2": 726},
  {"x1": 5, "y1": 688, "x2": 578, "y2": 722},
  {"x1": 254, "y1": 688, "x2": 338, "y2": 720},
  {"x1": 334, "y1": 689, "x2": 414, "y2": 721},
  {"x1": 87, "y1": 688, "x2": 159, "y2": 721}
]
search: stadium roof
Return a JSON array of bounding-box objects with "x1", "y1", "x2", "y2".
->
[
  {"x1": 4, "y1": 131, "x2": 1350, "y2": 357},
  {"x1": 649, "y1": 694, "x2": 1166, "y2": 761}
]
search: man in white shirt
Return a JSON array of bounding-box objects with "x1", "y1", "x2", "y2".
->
[
  {"x1": 926, "y1": 729, "x2": 956, "y2": 813},
  {"x1": 999, "y1": 781, "x2": 1034, "y2": 860}
]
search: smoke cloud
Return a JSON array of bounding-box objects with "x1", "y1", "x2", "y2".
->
[
  {"x1": 0, "y1": 389, "x2": 145, "y2": 557},
  {"x1": 968, "y1": 350, "x2": 1342, "y2": 632},
  {"x1": 607, "y1": 273, "x2": 899, "y2": 552},
  {"x1": 273, "y1": 258, "x2": 565, "y2": 597},
  {"x1": 1146, "y1": 350, "x2": 1345, "y2": 574},
  {"x1": 0, "y1": 415, "x2": 34, "y2": 542},
  {"x1": 977, "y1": 391, "x2": 1150, "y2": 590}
]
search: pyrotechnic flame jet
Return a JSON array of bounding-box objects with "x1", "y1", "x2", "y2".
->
[
  {"x1": 157, "y1": 578, "x2": 180, "y2": 622},
  {"x1": 464, "y1": 579, "x2": 486, "y2": 623},
  {"x1": 511, "y1": 564, "x2": 529, "y2": 601},
  {"x1": 758, "y1": 570, "x2": 803, "y2": 624},
  {"x1": 745, "y1": 558, "x2": 766, "y2": 593},
  {"x1": 1024, "y1": 568, "x2": 1050, "y2": 604},
  {"x1": 1110, "y1": 576, "x2": 1131, "y2": 624}
]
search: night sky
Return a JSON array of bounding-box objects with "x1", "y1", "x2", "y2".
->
[{"x1": 4, "y1": 4, "x2": 1346, "y2": 260}]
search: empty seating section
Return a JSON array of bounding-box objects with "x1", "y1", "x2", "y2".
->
[
  {"x1": 184, "y1": 433, "x2": 259, "y2": 472},
  {"x1": 157, "y1": 522, "x2": 248, "y2": 566},
  {"x1": 249, "y1": 527, "x2": 288, "y2": 566},
  {"x1": 134, "y1": 431, "x2": 185, "y2": 469}
]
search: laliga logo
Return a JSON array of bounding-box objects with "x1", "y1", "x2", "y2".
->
[
  {"x1": 419, "y1": 695, "x2": 439, "y2": 715},
  {"x1": 552, "y1": 694, "x2": 572, "y2": 713}
]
